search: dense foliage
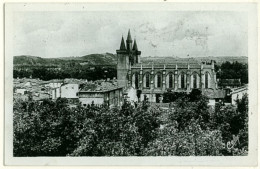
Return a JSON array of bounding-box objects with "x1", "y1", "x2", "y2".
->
[
  {"x1": 13, "y1": 93, "x2": 248, "y2": 156},
  {"x1": 13, "y1": 65, "x2": 117, "y2": 81},
  {"x1": 215, "y1": 61, "x2": 248, "y2": 85},
  {"x1": 163, "y1": 89, "x2": 202, "y2": 103},
  {"x1": 14, "y1": 98, "x2": 161, "y2": 156}
]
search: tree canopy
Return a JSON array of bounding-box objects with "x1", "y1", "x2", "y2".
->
[{"x1": 13, "y1": 93, "x2": 248, "y2": 156}]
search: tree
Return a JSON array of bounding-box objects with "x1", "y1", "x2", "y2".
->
[
  {"x1": 212, "y1": 94, "x2": 248, "y2": 155},
  {"x1": 217, "y1": 61, "x2": 248, "y2": 85},
  {"x1": 144, "y1": 119, "x2": 224, "y2": 156},
  {"x1": 14, "y1": 98, "x2": 78, "y2": 156}
]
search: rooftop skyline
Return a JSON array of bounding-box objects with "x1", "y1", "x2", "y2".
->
[{"x1": 13, "y1": 11, "x2": 247, "y2": 58}]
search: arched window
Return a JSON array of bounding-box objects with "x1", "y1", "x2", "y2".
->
[
  {"x1": 135, "y1": 73, "x2": 139, "y2": 89},
  {"x1": 191, "y1": 72, "x2": 200, "y2": 89},
  {"x1": 205, "y1": 72, "x2": 210, "y2": 89},
  {"x1": 178, "y1": 73, "x2": 186, "y2": 89},
  {"x1": 155, "y1": 73, "x2": 162, "y2": 88},
  {"x1": 143, "y1": 73, "x2": 150, "y2": 88},
  {"x1": 146, "y1": 74, "x2": 150, "y2": 88},
  {"x1": 169, "y1": 74, "x2": 173, "y2": 88},
  {"x1": 166, "y1": 73, "x2": 174, "y2": 89},
  {"x1": 132, "y1": 73, "x2": 139, "y2": 89},
  {"x1": 181, "y1": 74, "x2": 185, "y2": 89},
  {"x1": 193, "y1": 74, "x2": 197, "y2": 88},
  {"x1": 157, "y1": 74, "x2": 161, "y2": 88}
]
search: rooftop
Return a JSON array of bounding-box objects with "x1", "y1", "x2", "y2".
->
[
  {"x1": 79, "y1": 80, "x2": 121, "y2": 92},
  {"x1": 131, "y1": 57, "x2": 212, "y2": 69},
  {"x1": 204, "y1": 89, "x2": 225, "y2": 99},
  {"x1": 218, "y1": 79, "x2": 241, "y2": 87}
]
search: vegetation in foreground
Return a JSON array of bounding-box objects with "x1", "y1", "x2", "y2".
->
[{"x1": 13, "y1": 92, "x2": 248, "y2": 156}]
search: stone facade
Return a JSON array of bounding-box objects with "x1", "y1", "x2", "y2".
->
[
  {"x1": 78, "y1": 87, "x2": 123, "y2": 107},
  {"x1": 117, "y1": 30, "x2": 219, "y2": 102}
]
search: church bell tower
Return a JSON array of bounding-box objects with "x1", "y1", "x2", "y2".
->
[{"x1": 116, "y1": 30, "x2": 141, "y2": 87}]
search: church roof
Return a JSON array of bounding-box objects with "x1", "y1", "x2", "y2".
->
[{"x1": 131, "y1": 57, "x2": 202, "y2": 69}]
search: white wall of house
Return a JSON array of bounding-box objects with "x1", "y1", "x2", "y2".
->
[
  {"x1": 79, "y1": 97, "x2": 104, "y2": 106},
  {"x1": 231, "y1": 89, "x2": 248, "y2": 105},
  {"x1": 16, "y1": 88, "x2": 27, "y2": 95},
  {"x1": 46, "y1": 82, "x2": 63, "y2": 88},
  {"x1": 126, "y1": 87, "x2": 138, "y2": 103},
  {"x1": 52, "y1": 88, "x2": 61, "y2": 99},
  {"x1": 60, "y1": 84, "x2": 79, "y2": 99},
  {"x1": 208, "y1": 99, "x2": 216, "y2": 106}
]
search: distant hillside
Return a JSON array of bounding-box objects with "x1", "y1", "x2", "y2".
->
[
  {"x1": 81, "y1": 53, "x2": 117, "y2": 65},
  {"x1": 14, "y1": 53, "x2": 117, "y2": 66},
  {"x1": 14, "y1": 54, "x2": 247, "y2": 67},
  {"x1": 141, "y1": 56, "x2": 248, "y2": 65},
  {"x1": 13, "y1": 55, "x2": 48, "y2": 65}
]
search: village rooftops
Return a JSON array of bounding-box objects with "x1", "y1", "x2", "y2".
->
[
  {"x1": 203, "y1": 89, "x2": 225, "y2": 99},
  {"x1": 79, "y1": 80, "x2": 122, "y2": 93},
  {"x1": 230, "y1": 85, "x2": 248, "y2": 94},
  {"x1": 63, "y1": 78, "x2": 85, "y2": 84},
  {"x1": 218, "y1": 79, "x2": 241, "y2": 87}
]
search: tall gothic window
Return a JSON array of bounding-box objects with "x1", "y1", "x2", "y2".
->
[
  {"x1": 169, "y1": 74, "x2": 173, "y2": 88},
  {"x1": 157, "y1": 74, "x2": 161, "y2": 88},
  {"x1": 135, "y1": 73, "x2": 139, "y2": 89},
  {"x1": 181, "y1": 74, "x2": 185, "y2": 89},
  {"x1": 193, "y1": 74, "x2": 197, "y2": 88},
  {"x1": 146, "y1": 74, "x2": 150, "y2": 88},
  {"x1": 205, "y1": 73, "x2": 209, "y2": 89}
]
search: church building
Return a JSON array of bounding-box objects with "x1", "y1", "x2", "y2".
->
[{"x1": 116, "y1": 30, "x2": 219, "y2": 103}]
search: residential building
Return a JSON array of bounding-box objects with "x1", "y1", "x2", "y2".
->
[
  {"x1": 78, "y1": 81, "x2": 123, "y2": 107},
  {"x1": 218, "y1": 79, "x2": 241, "y2": 89},
  {"x1": 230, "y1": 85, "x2": 248, "y2": 105}
]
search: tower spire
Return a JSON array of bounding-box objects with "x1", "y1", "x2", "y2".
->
[
  {"x1": 126, "y1": 29, "x2": 133, "y2": 51},
  {"x1": 127, "y1": 29, "x2": 132, "y2": 42},
  {"x1": 133, "y1": 39, "x2": 138, "y2": 51},
  {"x1": 120, "y1": 36, "x2": 126, "y2": 50}
]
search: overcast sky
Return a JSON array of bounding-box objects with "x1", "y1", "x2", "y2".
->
[{"x1": 13, "y1": 11, "x2": 247, "y2": 58}]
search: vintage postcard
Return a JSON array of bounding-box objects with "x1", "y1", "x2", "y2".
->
[{"x1": 4, "y1": 2, "x2": 258, "y2": 166}]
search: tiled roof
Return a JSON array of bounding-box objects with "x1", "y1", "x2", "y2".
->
[
  {"x1": 230, "y1": 85, "x2": 248, "y2": 94},
  {"x1": 218, "y1": 79, "x2": 241, "y2": 86},
  {"x1": 132, "y1": 57, "x2": 202, "y2": 69},
  {"x1": 80, "y1": 80, "x2": 121, "y2": 92},
  {"x1": 204, "y1": 89, "x2": 225, "y2": 99}
]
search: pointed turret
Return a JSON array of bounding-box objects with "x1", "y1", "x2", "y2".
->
[
  {"x1": 120, "y1": 36, "x2": 126, "y2": 50},
  {"x1": 126, "y1": 29, "x2": 133, "y2": 51},
  {"x1": 127, "y1": 29, "x2": 132, "y2": 42},
  {"x1": 133, "y1": 39, "x2": 138, "y2": 51}
]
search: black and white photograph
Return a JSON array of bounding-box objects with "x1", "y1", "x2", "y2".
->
[{"x1": 4, "y1": 2, "x2": 258, "y2": 166}]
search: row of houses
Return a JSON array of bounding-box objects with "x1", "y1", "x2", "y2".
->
[
  {"x1": 14, "y1": 77, "x2": 247, "y2": 108},
  {"x1": 14, "y1": 78, "x2": 124, "y2": 107}
]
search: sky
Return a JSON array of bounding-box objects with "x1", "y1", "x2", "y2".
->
[{"x1": 13, "y1": 11, "x2": 248, "y2": 58}]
